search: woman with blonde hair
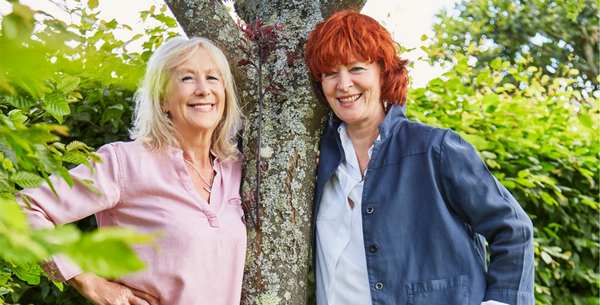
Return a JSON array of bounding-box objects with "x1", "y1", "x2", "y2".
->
[{"x1": 19, "y1": 36, "x2": 246, "y2": 305}]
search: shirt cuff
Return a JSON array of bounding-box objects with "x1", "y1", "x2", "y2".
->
[
  {"x1": 41, "y1": 255, "x2": 83, "y2": 283},
  {"x1": 481, "y1": 301, "x2": 510, "y2": 305}
]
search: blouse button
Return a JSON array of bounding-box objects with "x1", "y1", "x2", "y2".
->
[
  {"x1": 366, "y1": 207, "x2": 374, "y2": 214},
  {"x1": 369, "y1": 245, "x2": 378, "y2": 253},
  {"x1": 375, "y1": 282, "x2": 384, "y2": 290}
]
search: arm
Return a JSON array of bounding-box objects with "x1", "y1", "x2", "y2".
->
[
  {"x1": 438, "y1": 130, "x2": 534, "y2": 305},
  {"x1": 19, "y1": 144, "x2": 158, "y2": 304}
]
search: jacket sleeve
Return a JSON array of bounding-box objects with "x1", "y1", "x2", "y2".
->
[
  {"x1": 438, "y1": 130, "x2": 534, "y2": 305},
  {"x1": 18, "y1": 143, "x2": 124, "y2": 282}
]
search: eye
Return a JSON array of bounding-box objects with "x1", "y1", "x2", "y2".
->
[
  {"x1": 207, "y1": 75, "x2": 220, "y2": 81},
  {"x1": 323, "y1": 72, "x2": 337, "y2": 79},
  {"x1": 181, "y1": 76, "x2": 193, "y2": 82},
  {"x1": 350, "y1": 67, "x2": 365, "y2": 72}
]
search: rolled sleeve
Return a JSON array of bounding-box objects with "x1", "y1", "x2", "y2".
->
[
  {"x1": 18, "y1": 143, "x2": 123, "y2": 282},
  {"x1": 439, "y1": 130, "x2": 534, "y2": 305}
]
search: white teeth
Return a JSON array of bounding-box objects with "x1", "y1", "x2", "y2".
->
[
  {"x1": 339, "y1": 94, "x2": 361, "y2": 103},
  {"x1": 191, "y1": 105, "x2": 212, "y2": 110}
]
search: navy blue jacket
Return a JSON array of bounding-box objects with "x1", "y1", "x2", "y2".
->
[{"x1": 313, "y1": 105, "x2": 534, "y2": 305}]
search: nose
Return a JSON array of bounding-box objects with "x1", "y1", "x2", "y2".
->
[
  {"x1": 194, "y1": 79, "x2": 211, "y2": 96},
  {"x1": 336, "y1": 71, "x2": 352, "y2": 92}
]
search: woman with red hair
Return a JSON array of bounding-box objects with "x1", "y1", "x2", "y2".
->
[{"x1": 306, "y1": 11, "x2": 534, "y2": 305}]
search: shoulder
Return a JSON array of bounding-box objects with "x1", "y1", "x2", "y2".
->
[
  {"x1": 104, "y1": 141, "x2": 162, "y2": 157},
  {"x1": 388, "y1": 119, "x2": 448, "y2": 154}
]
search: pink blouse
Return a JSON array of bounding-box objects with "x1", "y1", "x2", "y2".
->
[{"x1": 20, "y1": 141, "x2": 247, "y2": 304}]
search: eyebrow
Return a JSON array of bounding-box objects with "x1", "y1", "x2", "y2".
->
[{"x1": 176, "y1": 67, "x2": 221, "y2": 75}]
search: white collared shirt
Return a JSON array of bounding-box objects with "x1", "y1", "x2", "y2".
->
[
  {"x1": 315, "y1": 123, "x2": 508, "y2": 305},
  {"x1": 315, "y1": 123, "x2": 374, "y2": 305}
]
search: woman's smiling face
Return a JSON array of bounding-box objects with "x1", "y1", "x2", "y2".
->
[
  {"x1": 164, "y1": 47, "x2": 226, "y2": 140},
  {"x1": 321, "y1": 60, "x2": 385, "y2": 127}
]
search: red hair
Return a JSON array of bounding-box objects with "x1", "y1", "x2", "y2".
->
[{"x1": 305, "y1": 11, "x2": 409, "y2": 108}]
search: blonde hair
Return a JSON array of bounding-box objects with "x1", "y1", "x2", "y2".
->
[{"x1": 130, "y1": 36, "x2": 242, "y2": 163}]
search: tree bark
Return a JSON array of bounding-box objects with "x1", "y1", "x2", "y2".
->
[{"x1": 165, "y1": 1, "x2": 365, "y2": 304}]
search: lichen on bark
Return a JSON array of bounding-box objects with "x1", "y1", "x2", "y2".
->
[{"x1": 164, "y1": 0, "x2": 365, "y2": 304}]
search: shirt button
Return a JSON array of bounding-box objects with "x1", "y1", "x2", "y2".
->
[
  {"x1": 366, "y1": 207, "x2": 374, "y2": 214},
  {"x1": 375, "y1": 282, "x2": 384, "y2": 290},
  {"x1": 369, "y1": 245, "x2": 378, "y2": 253}
]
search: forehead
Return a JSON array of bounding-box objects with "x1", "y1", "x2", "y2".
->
[{"x1": 174, "y1": 47, "x2": 221, "y2": 74}]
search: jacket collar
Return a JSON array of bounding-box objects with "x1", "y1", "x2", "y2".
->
[
  {"x1": 378, "y1": 104, "x2": 408, "y2": 141},
  {"x1": 317, "y1": 104, "x2": 408, "y2": 198}
]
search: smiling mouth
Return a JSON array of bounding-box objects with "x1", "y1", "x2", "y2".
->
[
  {"x1": 338, "y1": 94, "x2": 362, "y2": 104},
  {"x1": 189, "y1": 104, "x2": 214, "y2": 111}
]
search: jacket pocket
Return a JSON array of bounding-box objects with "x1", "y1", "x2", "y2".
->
[{"x1": 406, "y1": 275, "x2": 470, "y2": 305}]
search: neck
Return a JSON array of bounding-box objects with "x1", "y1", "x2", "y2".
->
[
  {"x1": 179, "y1": 132, "x2": 213, "y2": 167},
  {"x1": 346, "y1": 112, "x2": 385, "y2": 153}
]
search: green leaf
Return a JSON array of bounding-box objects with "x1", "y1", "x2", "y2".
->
[
  {"x1": 8, "y1": 110, "x2": 27, "y2": 124},
  {"x1": 515, "y1": 177, "x2": 536, "y2": 188},
  {"x1": 61, "y1": 151, "x2": 90, "y2": 167},
  {"x1": 0, "y1": 199, "x2": 29, "y2": 232},
  {"x1": 65, "y1": 227, "x2": 154, "y2": 278},
  {"x1": 543, "y1": 227, "x2": 560, "y2": 240},
  {"x1": 490, "y1": 57, "x2": 502, "y2": 70},
  {"x1": 461, "y1": 134, "x2": 489, "y2": 151},
  {"x1": 87, "y1": 0, "x2": 99, "y2": 10},
  {"x1": 500, "y1": 180, "x2": 516, "y2": 189},
  {"x1": 52, "y1": 280, "x2": 64, "y2": 291},
  {"x1": 541, "y1": 192, "x2": 558, "y2": 206},
  {"x1": 75, "y1": 178, "x2": 102, "y2": 196},
  {"x1": 485, "y1": 159, "x2": 500, "y2": 169},
  {"x1": 66, "y1": 140, "x2": 90, "y2": 152},
  {"x1": 44, "y1": 94, "x2": 70, "y2": 124},
  {"x1": 10, "y1": 263, "x2": 41, "y2": 285},
  {"x1": 540, "y1": 251, "x2": 552, "y2": 264},
  {"x1": 0, "y1": 141, "x2": 18, "y2": 170},
  {"x1": 480, "y1": 93, "x2": 499, "y2": 104},
  {"x1": 58, "y1": 167, "x2": 74, "y2": 188},
  {"x1": 7, "y1": 95, "x2": 37, "y2": 112},
  {"x1": 1, "y1": 14, "x2": 19, "y2": 39},
  {"x1": 579, "y1": 114, "x2": 593, "y2": 129},
  {"x1": 58, "y1": 77, "x2": 81, "y2": 94},
  {"x1": 35, "y1": 144, "x2": 60, "y2": 176},
  {"x1": 88, "y1": 152, "x2": 103, "y2": 164},
  {"x1": 481, "y1": 151, "x2": 497, "y2": 159},
  {"x1": 11, "y1": 171, "x2": 45, "y2": 189}
]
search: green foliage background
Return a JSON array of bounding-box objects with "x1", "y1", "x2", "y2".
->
[
  {"x1": 0, "y1": 0, "x2": 598, "y2": 304},
  {"x1": 0, "y1": 1, "x2": 178, "y2": 303}
]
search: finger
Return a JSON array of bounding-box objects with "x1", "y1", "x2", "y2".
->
[
  {"x1": 317, "y1": 150, "x2": 320, "y2": 157},
  {"x1": 130, "y1": 288, "x2": 160, "y2": 305},
  {"x1": 128, "y1": 295, "x2": 150, "y2": 305}
]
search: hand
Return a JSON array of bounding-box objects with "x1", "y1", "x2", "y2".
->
[
  {"x1": 67, "y1": 272, "x2": 159, "y2": 305},
  {"x1": 316, "y1": 150, "x2": 320, "y2": 165},
  {"x1": 315, "y1": 150, "x2": 320, "y2": 181}
]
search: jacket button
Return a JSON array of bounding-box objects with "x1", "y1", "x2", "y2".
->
[
  {"x1": 366, "y1": 207, "x2": 374, "y2": 214},
  {"x1": 369, "y1": 245, "x2": 378, "y2": 253},
  {"x1": 375, "y1": 282, "x2": 384, "y2": 290}
]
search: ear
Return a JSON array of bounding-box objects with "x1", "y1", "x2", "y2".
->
[{"x1": 161, "y1": 101, "x2": 170, "y2": 113}]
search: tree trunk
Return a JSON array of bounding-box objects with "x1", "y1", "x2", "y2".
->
[{"x1": 165, "y1": 1, "x2": 365, "y2": 304}]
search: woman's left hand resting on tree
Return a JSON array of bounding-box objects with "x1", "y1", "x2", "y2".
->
[{"x1": 67, "y1": 272, "x2": 159, "y2": 305}]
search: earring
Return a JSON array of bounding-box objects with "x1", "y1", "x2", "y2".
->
[{"x1": 383, "y1": 100, "x2": 388, "y2": 111}]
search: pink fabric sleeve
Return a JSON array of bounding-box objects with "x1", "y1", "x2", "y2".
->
[{"x1": 19, "y1": 143, "x2": 123, "y2": 282}]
